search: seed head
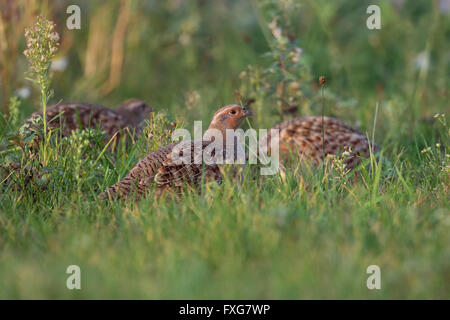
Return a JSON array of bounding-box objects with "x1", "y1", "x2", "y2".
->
[
  {"x1": 23, "y1": 16, "x2": 60, "y2": 76},
  {"x1": 319, "y1": 76, "x2": 326, "y2": 86}
]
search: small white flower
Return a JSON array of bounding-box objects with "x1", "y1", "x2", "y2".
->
[
  {"x1": 291, "y1": 47, "x2": 303, "y2": 62},
  {"x1": 51, "y1": 56, "x2": 68, "y2": 71},
  {"x1": 49, "y1": 32, "x2": 60, "y2": 41},
  {"x1": 421, "y1": 147, "x2": 432, "y2": 154},
  {"x1": 415, "y1": 51, "x2": 429, "y2": 71},
  {"x1": 15, "y1": 86, "x2": 31, "y2": 99},
  {"x1": 268, "y1": 18, "x2": 282, "y2": 40}
]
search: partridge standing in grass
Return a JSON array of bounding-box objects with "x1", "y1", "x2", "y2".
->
[
  {"x1": 99, "y1": 104, "x2": 252, "y2": 200},
  {"x1": 260, "y1": 116, "x2": 379, "y2": 170},
  {"x1": 23, "y1": 98, "x2": 152, "y2": 140}
]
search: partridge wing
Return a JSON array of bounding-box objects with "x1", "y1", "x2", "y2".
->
[
  {"x1": 99, "y1": 142, "x2": 178, "y2": 200},
  {"x1": 154, "y1": 140, "x2": 222, "y2": 194}
]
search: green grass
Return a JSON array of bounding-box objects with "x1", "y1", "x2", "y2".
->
[
  {"x1": 0, "y1": 121, "x2": 448, "y2": 299},
  {"x1": 0, "y1": 0, "x2": 449, "y2": 299}
]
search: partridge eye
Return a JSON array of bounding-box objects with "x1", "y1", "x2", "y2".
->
[{"x1": 230, "y1": 110, "x2": 237, "y2": 115}]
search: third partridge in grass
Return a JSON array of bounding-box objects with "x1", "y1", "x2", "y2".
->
[{"x1": 260, "y1": 116, "x2": 379, "y2": 170}]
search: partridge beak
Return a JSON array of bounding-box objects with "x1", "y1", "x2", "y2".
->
[{"x1": 243, "y1": 109, "x2": 253, "y2": 117}]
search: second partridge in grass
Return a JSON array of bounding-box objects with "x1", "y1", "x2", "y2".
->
[
  {"x1": 260, "y1": 116, "x2": 379, "y2": 170},
  {"x1": 24, "y1": 98, "x2": 152, "y2": 140},
  {"x1": 99, "y1": 104, "x2": 252, "y2": 200}
]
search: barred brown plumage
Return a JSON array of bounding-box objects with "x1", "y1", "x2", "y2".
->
[
  {"x1": 99, "y1": 104, "x2": 252, "y2": 200},
  {"x1": 260, "y1": 116, "x2": 379, "y2": 170},
  {"x1": 23, "y1": 98, "x2": 152, "y2": 140}
]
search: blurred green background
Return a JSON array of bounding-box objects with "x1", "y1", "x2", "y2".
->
[{"x1": 1, "y1": 0, "x2": 448, "y2": 132}]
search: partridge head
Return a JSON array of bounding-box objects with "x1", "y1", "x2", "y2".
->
[
  {"x1": 207, "y1": 104, "x2": 252, "y2": 132},
  {"x1": 204, "y1": 104, "x2": 252, "y2": 145},
  {"x1": 115, "y1": 98, "x2": 153, "y2": 127}
]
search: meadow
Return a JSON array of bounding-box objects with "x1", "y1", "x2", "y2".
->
[{"x1": 0, "y1": 0, "x2": 449, "y2": 299}]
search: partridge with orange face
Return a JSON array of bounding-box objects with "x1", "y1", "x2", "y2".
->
[
  {"x1": 260, "y1": 116, "x2": 379, "y2": 170},
  {"x1": 24, "y1": 98, "x2": 152, "y2": 140},
  {"x1": 99, "y1": 104, "x2": 252, "y2": 200}
]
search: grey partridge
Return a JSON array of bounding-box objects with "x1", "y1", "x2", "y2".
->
[
  {"x1": 99, "y1": 104, "x2": 252, "y2": 200},
  {"x1": 23, "y1": 98, "x2": 152, "y2": 140},
  {"x1": 260, "y1": 116, "x2": 379, "y2": 170}
]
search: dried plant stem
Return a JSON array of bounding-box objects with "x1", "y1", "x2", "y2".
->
[
  {"x1": 40, "y1": 80, "x2": 47, "y2": 139},
  {"x1": 372, "y1": 101, "x2": 379, "y2": 145},
  {"x1": 102, "y1": 0, "x2": 130, "y2": 94},
  {"x1": 277, "y1": 58, "x2": 287, "y2": 121},
  {"x1": 321, "y1": 85, "x2": 325, "y2": 179}
]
